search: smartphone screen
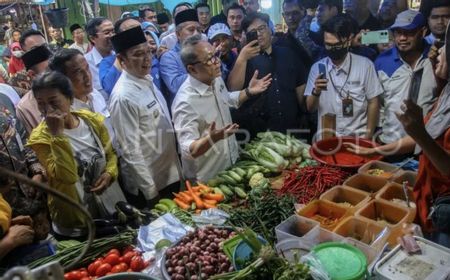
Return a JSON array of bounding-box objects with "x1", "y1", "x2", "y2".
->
[
  {"x1": 246, "y1": 30, "x2": 258, "y2": 45},
  {"x1": 318, "y1": 63, "x2": 327, "y2": 79}
]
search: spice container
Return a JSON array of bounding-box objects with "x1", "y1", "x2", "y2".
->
[
  {"x1": 356, "y1": 199, "x2": 409, "y2": 228},
  {"x1": 297, "y1": 199, "x2": 349, "y2": 231},
  {"x1": 334, "y1": 216, "x2": 387, "y2": 247},
  {"x1": 374, "y1": 236, "x2": 450, "y2": 280},
  {"x1": 376, "y1": 183, "x2": 416, "y2": 222},
  {"x1": 275, "y1": 214, "x2": 320, "y2": 242},
  {"x1": 344, "y1": 173, "x2": 387, "y2": 195},
  {"x1": 303, "y1": 227, "x2": 344, "y2": 245},
  {"x1": 392, "y1": 171, "x2": 417, "y2": 187},
  {"x1": 320, "y1": 185, "x2": 370, "y2": 212},
  {"x1": 358, "y1": 160, "x2": 400, "y2": 179}
]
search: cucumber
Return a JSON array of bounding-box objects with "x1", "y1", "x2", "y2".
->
[
  {"x1": 246, "y1": 167, "x2": 258, "y2": 180},
  {"x1": 234, "y1": 187, "x2": 247, "y2": 199},
  {"x1": 220, "y1": 174, "x2": 237, "y2": 185},
  {"x1": 219, "y1": 185, "x2": 234, "y2": 196},
  {"x1": 154, "y1": 203, "x2": 169, "y2": 212},
  {"x1": 233, "y1": 167, "x2": 247, "y2": 177},
  {"x1": 159, "y1": 198, "x2": 177, "y2": 210},
  {"x1": 213, "y1": 187, "x2": 224, "y2": 196},
  {"x1": 227, "y1": 170, "x2": 242, "y2": 182}
]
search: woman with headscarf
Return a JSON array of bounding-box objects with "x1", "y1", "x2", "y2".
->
[
  {"x1": 7, "y1": 42, "x2": 24, "y2": 76},
  {"x1": 346, "y1": 25, "x2": 450, "y2": 248},
  {"x1": 143, "y1": 24, "x2": 162, "y2": 90}
]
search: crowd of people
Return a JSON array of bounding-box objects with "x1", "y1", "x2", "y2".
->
[{"x1": 1, "y1": 0, "x2": 450, "y2": 266}]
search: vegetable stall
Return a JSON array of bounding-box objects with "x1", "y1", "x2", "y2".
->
[{"x1": 19, "y1": 132, "x2": 450, "y2": 280}]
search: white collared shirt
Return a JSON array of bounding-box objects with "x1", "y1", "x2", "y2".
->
[
  {"x1": 172, "y1": 75, "x2": 240, "y2": 182},
  {"x1": 71, "y1": 89, "x2": 115, "y2": 147},
  {"x1": 85, "y1": 47, "x2": 110, "y2": 101},
  {"x1": 305, "y1": 53, "x2": 383, "y2": 139},
  {"x1": 109, "y1": 71, "x2": 181, "y2": 200}
]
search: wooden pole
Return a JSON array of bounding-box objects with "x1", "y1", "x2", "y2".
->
[{"x1": 38, "y1": 5, "x2": 48, "y2": 42}]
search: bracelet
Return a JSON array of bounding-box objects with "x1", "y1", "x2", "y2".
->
[
  {"x1": 245, "y1": 87, "x2": 252, "y2": 98},
  {"x1": 311, "y1": 88, "x2": 320, "y2": 97}
]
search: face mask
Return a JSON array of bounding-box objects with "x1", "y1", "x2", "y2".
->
[
  {"x1": 12, "y1": 50, "x2": 24, "y2": 58},
  {"x1": 326, "y1": 46, "x2": 348, "y2": 61}
]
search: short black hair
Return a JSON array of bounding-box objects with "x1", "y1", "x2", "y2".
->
[
  {"x1": 86, "y1": 17, "x2": 108, "y2": 44},
  {"x1": 139, "y1": 7, "x2": 155, "y2": 19},
  {"x1": 227, "y1": 3, "x2": 246, "y2": 16},
  {"x1": 195, "y1": 3, "x2": 210, "y2": 11},
  {"x1": 172, "y1": 2, "x2": 193, "y2": 17},
  {"x1": 241, "y1": 12, "x2": 270, "y2": 32},
  {"x1": 283, "y1": 0, "x2": 304, "y2": 8},
  {"x1": 32, "y1": 71, "x2": 74, "y2": 100},
  {"x1": 322, "y1": 14, "x2": 356, "y2": 41},
  {"x1": 48, "y1": 48, "x2": 83, "y2": 75},
  {"x1": 114, "y1": 16, "x2": 140, "y2": 33},
  {"x1": 157, "y1": 13, "x2": 170, "y2": 24},
  {"x1": 430, "y1": 0, "x2": 450, "y2": 13},
  {"x1": 19, "y1": 29, "x2": 44, "y2": 50},
  {"x1": 318, "y1": 0, "x2": 343, "y2": 14}
]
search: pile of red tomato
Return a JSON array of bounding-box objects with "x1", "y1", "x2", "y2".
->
[{"x1": 64, "y1": 246, "x2": 153, "y2": 280}]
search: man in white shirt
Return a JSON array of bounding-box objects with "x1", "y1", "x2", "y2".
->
[
  {"x1": 109, "y1": 26, "x2": 182, "y2": 208},
  {"x1": 48, "y1": 48, "x2": 114, "y2": 145},
  {"x1": 69, "y1": 24, "x2": 89, "y2": 54},
  {"x1": 85, "y1": 17, "x2": 114, "y2": 102},
  {"x1": 305, "y1": 15, "x2": 382, "y2": 140},
  {"x1": 172, "y1": 34, "x2": 271, "y2": 181}
]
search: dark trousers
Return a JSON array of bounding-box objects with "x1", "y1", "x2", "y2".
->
[{"x1": 123, "y1": 181, "x2": 181, "y2": 210}]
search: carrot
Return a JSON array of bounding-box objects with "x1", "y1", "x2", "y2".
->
[
  {"x1": 195, "y1": 209, "x2": 202, "y2": 214},
  {"x1": 173, "y1": 198, "x2": 190, "y2": 210},
  {"x1": 203, "y1": 202, "x2": 216, "y2": 209},
  {"x1": 196, "y1": 183, "x2": 212, "y2": 192},
  {"x1": 173, "y1": 193, "x2": 189, "y2": 204},
  {"x1": 186, "y1": 180, "x2": 204, "y2": 209},
  {"x1": 203, "y1": 199, "x2": 217, "y2": 205},
  {"x1": 179, "y1": 192, "x2": 194, "y2": 203},
  {"x1": 203, "y1": 193, "x2": 224, "y2": 202}
]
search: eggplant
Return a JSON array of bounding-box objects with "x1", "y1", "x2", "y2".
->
[
  {"x1": 115, "y1": 201, "x2": 136, "y2": 216},
  {"x1": 95, "y1": 225, "x2": 125, "y2": 238},
  {"x1": 93, "y1": 219, "x2": 120, "y2": 227}
]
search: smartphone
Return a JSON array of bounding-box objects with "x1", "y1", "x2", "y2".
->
[
  {"x1": 318, "y1": 63, "x2": 327, "y2": 79},
  {"x1": 246, "y1": 30, "x2": 258, "y2": 45},
  {"x1": 361, "y1": 30, "x2": 389, "y2": 45}
]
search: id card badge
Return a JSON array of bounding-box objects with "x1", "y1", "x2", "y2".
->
[{"x1": 342, "y1": 98, "x2": 354, "y2": 117}]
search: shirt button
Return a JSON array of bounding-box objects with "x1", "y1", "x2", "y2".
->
[
  {"x1": 274, "y1": 78, "x2": 277, "y2": 81},
  {"x1": 277, "y1": 100, "x2": 281, "y2": 104},
  {"x1": 278, "y1": 112, "x2": 282, "y2": 116}
]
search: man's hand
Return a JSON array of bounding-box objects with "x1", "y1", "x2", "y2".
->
[
  {"x1": 313, "y1": 74, "x2": 328, "y2": 96},
  {"x1": 352, "y1": 29, "x2": 369, "y2": 47},
  {"x1": 248, "y1": 70, "x2": 272, "y2": 96},
  {"x1": 208, "y1": 122, "x2": 239, "y2": 143},
  {"x1": 4, "y1": 225, "x2": 35, "y2": 247},
  {"x1": 91, "y1": 172, "x2": 112, "y2": 194},
  {"x1": 11, "y1": 216, "x2": 33, "y2": 227},
  {"x1": 45, "y1": 109, "x2": 66, "y2": 136},
  {"x1": 239, "y1": 40, "x2": 260, "y2": 61},
  {"x1": 343, "y1": 142, "x2": 376, "y2": 156},
  {"x1": 157, "y1": 45, "x2": 169, "y2": 59},
  {"x1": 396, "y1": 99, "x2": 426, "y2": 140}
]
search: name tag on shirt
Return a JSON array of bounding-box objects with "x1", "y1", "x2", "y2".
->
[
  {"x1": 147, "y1": 101, "x2": 157, "y2": 109},
  {"x1": 348, "y1": 81, "x2": 360, "y2": 86}
]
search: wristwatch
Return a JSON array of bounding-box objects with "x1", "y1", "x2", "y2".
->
[{"x1": 311, "y1": 88, "x2": 320, "y2": 97}]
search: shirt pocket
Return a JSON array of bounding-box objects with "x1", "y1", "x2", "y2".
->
[{"x1": 347, "y1": 86, "x2": 367, "y2": 113}]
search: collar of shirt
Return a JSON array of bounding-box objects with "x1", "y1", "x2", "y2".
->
[
  {"x1": 72, "y1": 94, "x2": 94, "y2": 110},
  {"x1": 173, "y1": 42, "x2": 181, "y2": 53},
  {"x1": 326, "y1": 52, "x2": 352, "y2": 75},
  {"x1": 122, "y1": 70, "x2": 154, "y2": 90},
  {"x1": 91, "y1": 47, "x2": 107, "y2": 66},
  {"x1": 187, "y1": 75, "x2": 215, "y2": 96}
]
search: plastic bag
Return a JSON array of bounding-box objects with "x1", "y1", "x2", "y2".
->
[
  {"x1": 300, "y1": 252, "x2": 331, "y2": 280},
  {"x1": 191, "y1": 208, "x2": 229, "y2": 226}
]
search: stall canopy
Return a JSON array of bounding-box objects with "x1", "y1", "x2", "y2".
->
[{"x1": 98, "y1": 0, "x2": 197, "y2": 14}]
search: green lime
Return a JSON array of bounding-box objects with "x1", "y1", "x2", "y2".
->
[{"x1": 155, "y1": 239, "x2": 172, "y2": 250}]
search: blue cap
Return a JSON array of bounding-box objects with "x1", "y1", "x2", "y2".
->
[
  {"x1": 390, "y1": 9, "x2": 426, "y2": 30},
  {"x1": 207, "y1": 23, "x2": 231, "y2": 41}
]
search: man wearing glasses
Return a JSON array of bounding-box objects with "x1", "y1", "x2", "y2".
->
[
  {"x1": 228, "y1": 12, "x2": 308, "y2": 140},
  {"x1": 305, "y1": 15, "x2": 382, "y2": 140},
  {"x1": 172, "y1": 34, "x2": 271, "y2": 181},
  {"x1": 85, "y1": 17, "x2": 115, "y2": 102}
]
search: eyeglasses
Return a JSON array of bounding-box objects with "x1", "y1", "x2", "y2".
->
[
  {"x1": 191, "y1": 54, "x2": 221, "y2": 66},
  {"x1": 324, "y1": 41, "x2": 347, "y2": 50},
  {"x1": 248, "y1": 24, "x2": 268, "y2": 34}
]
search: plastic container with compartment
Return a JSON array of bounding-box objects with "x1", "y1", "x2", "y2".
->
[
  {"x1": 303, "y1": 227, "x2": 345, "y2": 245},
  {"x1": 342, "y1": 237, "x2": 378, "y2": 265},
  {"x1": 374, "y1": 236, "x2": 450, "y2": 280},
  {"x1": 297, "y1": 199, "x2": 350, "y2": 231},
  {"x1": 320, "y1": 185, "x2": 370, "y2": 212},
  {"x1": 343, "y1": 173, "x2": 388, "y2": 195},
  {"x1": 275, "y1": 238, "x2": 314, "y2": 263},
  {"x1": 275, "y1": 214, "x2": 320, "y2": 242},
  {"x1": 358, "y1": 160, "x2": 400, "y2": 179},
  {"x1": 333, "y1": 216, "x2": 388, "y2": 247},
  {"x1": 376, "y1": 182, "x2": 416, "y2": 221},
  {"x1": 356, "y1": 199, "x2": 410, "y2": 229},
  {"x1": 392, "y1": 170, "x2": 417, "y2": 187}
]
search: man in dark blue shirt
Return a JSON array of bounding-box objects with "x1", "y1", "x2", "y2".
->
[{"x1": 227, "y1": 12, "x2": 308, "y2": 140}]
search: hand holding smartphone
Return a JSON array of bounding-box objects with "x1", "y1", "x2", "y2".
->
[
  {"x1": 361, "y1": 30, "x2": 389, "y2": 45},
  {"x1": 317, "y1": 63, "x2": 328, "y2": 91},
  {"x1": 246, "y1": 30, "x2": 258, "y2": 46}
]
